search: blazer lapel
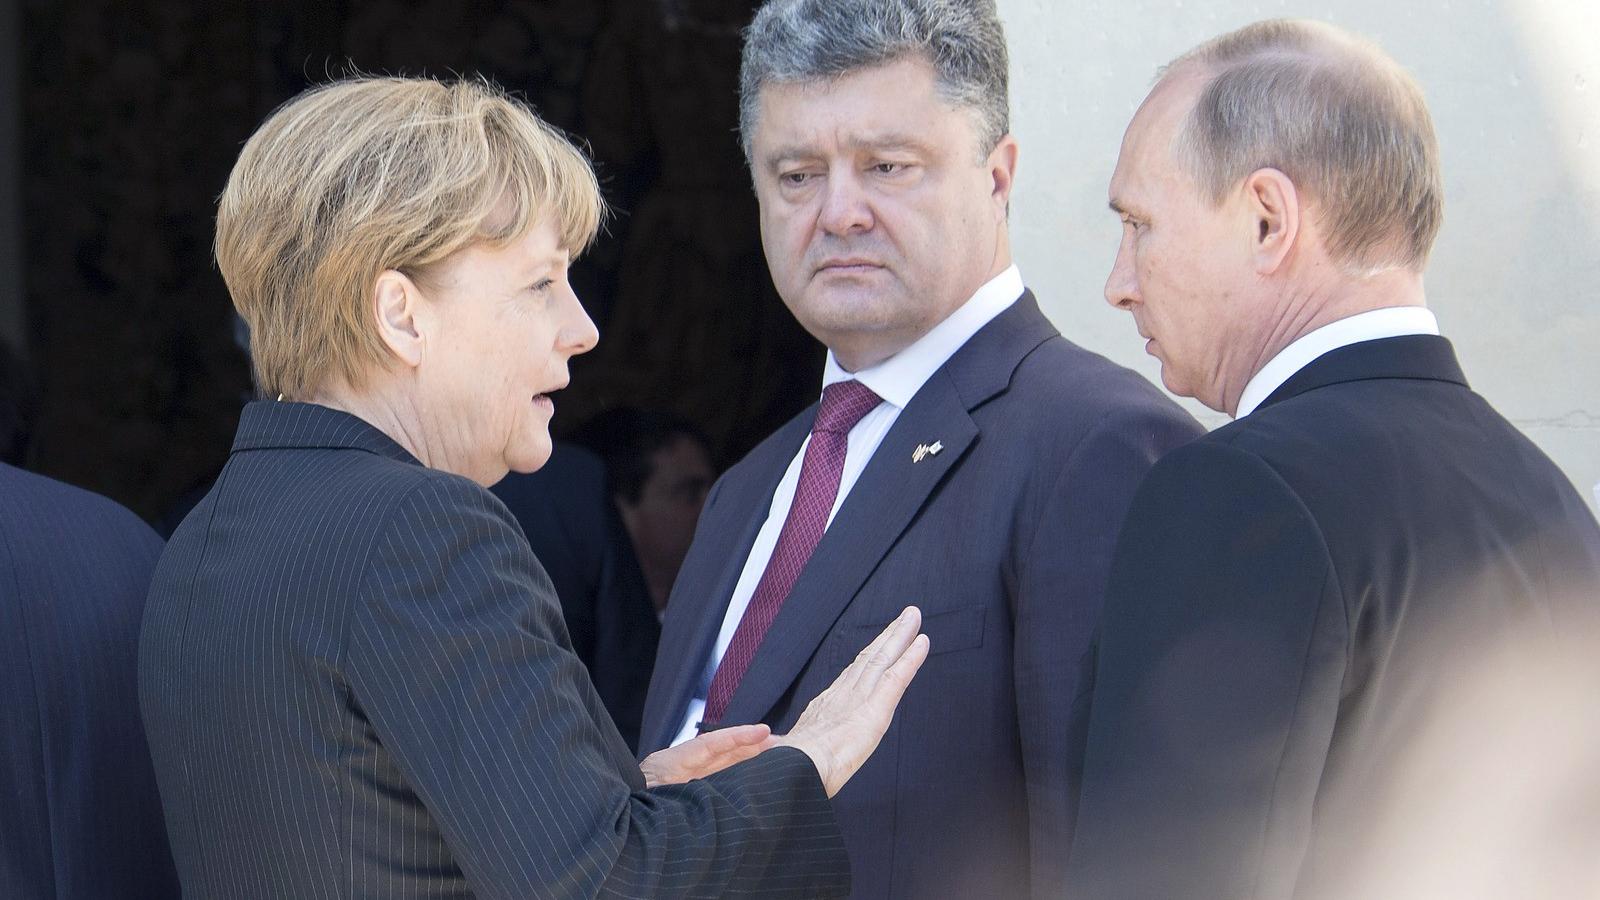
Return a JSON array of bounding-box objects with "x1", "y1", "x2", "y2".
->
[
  {"x1": 719, "y1": 374, "x2": 979, "y2": 726},
  {"x1": 719, "y1": 291, "x2": 1061, "y2": 727}
]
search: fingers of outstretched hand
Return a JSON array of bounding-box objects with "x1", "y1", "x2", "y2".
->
[
  {"x1": 642, "y1": 723, "x2": 776, "y2": 788},
  {"x1": 688, "y1": 723, "x2": 775, "y2": 769},
  {"x1": 872, "y1": 632, "x2": 929, "y2": 711},
  {"x1": 845, "y1": 606, "x2": 923, "y2": 694},
  {"x1": 701, "y1": 722, "x2": 773, "y2": 754}
]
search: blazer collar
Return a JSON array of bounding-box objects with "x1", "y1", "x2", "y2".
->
[
  {"x1": 1257, "y1": 334, "x2": 1469, "y2": 413},
  {"x1": 231, "y1": 400, "x2": 422, "y2": 466}
]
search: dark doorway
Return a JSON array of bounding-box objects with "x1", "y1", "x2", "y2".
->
[{"x1": 12, "y1": 0, "x2": 821, "y2": 520}]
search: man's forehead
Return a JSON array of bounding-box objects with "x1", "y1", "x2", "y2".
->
[
  {"x1": 1110, "y1": 79, "x2": 1197, "y2": 189},
  {"x1": 751, "y1": 59, "x2": 968, "y2": 144}
]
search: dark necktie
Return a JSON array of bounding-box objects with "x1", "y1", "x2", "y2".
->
[{"x1": 703, "y1": 379, "x2": 883, "y2": 724}]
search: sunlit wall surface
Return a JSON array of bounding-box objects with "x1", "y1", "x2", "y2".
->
[{"x1": 999, "y1": 0, "x2": 1600, "y2": 513}]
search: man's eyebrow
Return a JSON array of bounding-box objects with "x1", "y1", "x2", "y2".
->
[
  {"x1": 761, "y1": 133, "x2": 933, "y2": 169},
  {"x1": 762, "y1": 144, "x2": 814, "y2": 168},
  {"x1": 1108, "y1": 198, "x2": 1129, "y2": 216}
]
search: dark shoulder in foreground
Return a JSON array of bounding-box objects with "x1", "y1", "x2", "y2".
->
[{"x1": 0, "y1": 461, "x2": 162, "y2": 569}]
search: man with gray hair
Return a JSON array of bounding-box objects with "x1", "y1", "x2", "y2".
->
[
  {"x1": 640, "y1": 1, "x2": 1199, "y2": 897},
  {"x1": 1068, "y1": 19, "x2": 1600, "y2": 897}
]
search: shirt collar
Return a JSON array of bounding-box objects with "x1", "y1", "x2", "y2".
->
[
  {"x1": 821, "y1": 265, "x2": 1023, "y2": 409},
  {"x1": 1236, "y1": 306, "x2": 1440, "y2": 418}
]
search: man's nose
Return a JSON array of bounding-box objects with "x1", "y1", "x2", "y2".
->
[
  {"x1": 818, "y1": 172, "x2": 874, "y2": 235},
  {"x1": 1104, "y1": 244, "x2": 1139, "y2": 311}
]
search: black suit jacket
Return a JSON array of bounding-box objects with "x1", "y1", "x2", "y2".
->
[
  {"x1": 642, "y1": 293, "x2": 1202, "y2": 898},
  {"x1": 1067, "y1": 335, "x2": 1600, "y2": 897},
  {"x1": 492, "y1": 444, "x2": 660, "y2": 751},
  {"x1": 139, "y1": 400, "x2": 847, "y2": 899},
  {"x1": 1, "y1": 463, "x2": 178, "y2": 898}
]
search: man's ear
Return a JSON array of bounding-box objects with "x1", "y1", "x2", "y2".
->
[
  {"x1": 372, "y1": 269, "x2": 426, "y2": 370},
  {"x1": 1243, "y1": 167, "x2": 1299, "y2": 275},
  {"x1": 987, "y1": 134, "x2": 1020, "y2": 215}
]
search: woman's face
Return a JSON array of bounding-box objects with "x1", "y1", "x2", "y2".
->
[{"x1": 414, "y1": 218, "x2": 597, "y2": 485}]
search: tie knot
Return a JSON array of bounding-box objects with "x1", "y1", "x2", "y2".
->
[{"x1": 814, "y1": 380, "x2": 882, "y2": 435}]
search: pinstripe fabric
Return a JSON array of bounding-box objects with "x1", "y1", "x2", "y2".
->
[
  {"x1": 138, "y1": 400, "x2": 848, "y2": 899},
  {"x1": 1, "y1": 463, "x2": 178, "y2": 899}
]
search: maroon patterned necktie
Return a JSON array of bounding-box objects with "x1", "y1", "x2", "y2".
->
[{"x1": 703, "y1": 380, "x2": 883, "y2": 724}]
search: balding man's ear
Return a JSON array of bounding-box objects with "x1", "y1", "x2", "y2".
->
[
  {"x1": 1244, "y1": 167, "x2": 1299, "y2": 275},
  {"x1": 987, "y1": 135, "x2": 1020, "y2": 214},
  {"x1": 372, "y1": 270, "x2": 425, "y2": 370}
]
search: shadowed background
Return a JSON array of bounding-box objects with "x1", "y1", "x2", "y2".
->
[{"x1": 0, "y1": 0, "x2": 1595, "y2": 520}]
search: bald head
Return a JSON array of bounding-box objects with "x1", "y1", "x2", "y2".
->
[{"x1": 1159, "y1": 19, "x2": 1443, "y2": 275}]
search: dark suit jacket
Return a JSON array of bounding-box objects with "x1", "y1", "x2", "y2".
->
[
  {"x1": 139, "y1": 400, "x2": 847, "y2": 899},
  {"x1": 1, "y1": 463, "x2": 178, "y2": 899},
  {"x1": 492, "y1": 444, "x2": 660, "y2": 751},
  {"x1": 641, "y1": 292, "x2": 1202, "y2": 899},
  {"x1": 1067, "y1": 335, "x2": 1600, "y2": 898}
]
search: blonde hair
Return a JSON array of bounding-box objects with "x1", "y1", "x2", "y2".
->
[
  {"x1": 1163, "y1": 19, "x2": 1443, "y2": 274},
  {"x1": 216, "y1": 76, "x2": 604, "y2": 398}
]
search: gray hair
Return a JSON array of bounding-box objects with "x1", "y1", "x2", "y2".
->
[
  {"x1": 1163, "y1": 19, "x2": 1443, "y2": 274},
  {"x1": 738, "y1": 0, "x2": 1010, "y2": 161}
]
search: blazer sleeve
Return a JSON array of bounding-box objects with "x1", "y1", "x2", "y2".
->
[
  {"x1": 348, "y1": 476, "x2": 849, "y2": 900},
  {"x1": 1013, "y1": 405, "x2": 1200, "y2": 896},
  {"x1": 1066, "y1": 441, "x2": 1349, "y2": 899}
]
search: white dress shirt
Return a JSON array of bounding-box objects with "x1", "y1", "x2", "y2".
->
[
  {"x1": 670, "y1": 265, "x2": 1025, "y2": 746},
  {"x1": 1235, "y1": 306, "x2": 1440, "y2": 419}
]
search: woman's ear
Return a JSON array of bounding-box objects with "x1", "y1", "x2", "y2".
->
[{"x1": 372, "y1": 270, "x2": 425, "y2": 369}]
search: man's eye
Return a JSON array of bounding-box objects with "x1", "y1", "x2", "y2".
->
[
  {"x1": 530, "y1": 279, "x2": 554, "y2": 293},
  {"x1": 781, "y1": 172, "x2": 812, "y2": 186},
  {"x1": 873, "y1": 163, "x2": 904, "y2": 175}
]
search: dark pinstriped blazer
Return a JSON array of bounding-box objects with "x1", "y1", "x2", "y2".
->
[
  {"x1": 138, "y1": 400, "x2": 847, "y2": 899},
  {"x1": 2, "y1": 463, "x2": 178, "y2": 898}
]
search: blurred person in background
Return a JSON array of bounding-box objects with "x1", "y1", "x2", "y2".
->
[{"x1": 576, "y1": 406, "x2": 716, "y2": 615}]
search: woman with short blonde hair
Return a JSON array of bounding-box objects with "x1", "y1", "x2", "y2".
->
[{"x1": 139, "y1": 76, "x2": 928, "y2": 899}]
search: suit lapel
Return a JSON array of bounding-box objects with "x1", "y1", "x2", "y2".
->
[
  {"x1": 719, "y1": 373, "x2": 979, "y2": 726},
  {"x1": 720, "y1": 291, "x2": 1061, "y2": 727},
  {"x1": 643, "y1": 415, "x2": 812, "y2": 751}
]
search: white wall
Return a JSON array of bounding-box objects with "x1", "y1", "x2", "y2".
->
[{"x1": 997, "y1": 0, "x2": 1600, "y2": 514}]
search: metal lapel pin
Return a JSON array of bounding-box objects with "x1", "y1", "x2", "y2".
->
[{"x1": 912, "y1": 440, "x2": 944, "y2": 463}]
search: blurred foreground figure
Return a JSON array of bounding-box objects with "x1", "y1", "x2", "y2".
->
[
  {"x1": 139, "y1": 76, "x2": 929, "y2": 899},
  {"x1": 1069, "y1": 19, "x2": 1600, "y2": 899},
  {"x1": 1, "y1": 461, "x2": 178, "y2": 898}
]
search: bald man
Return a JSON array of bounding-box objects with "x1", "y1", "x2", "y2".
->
[{"x1": 1067, "y1": 19, "x2": 1600, "y2": 899}]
